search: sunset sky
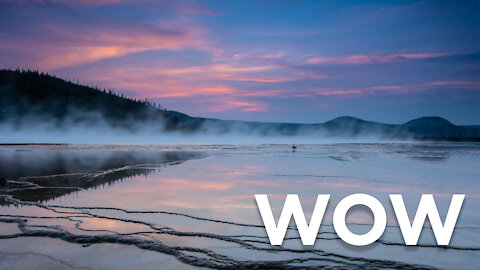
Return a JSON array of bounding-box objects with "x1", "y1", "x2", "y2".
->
[{"x1": 1, "y1": 0, "x2": 479, "y2": 124}]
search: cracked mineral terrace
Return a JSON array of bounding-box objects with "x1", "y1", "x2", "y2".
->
[{"x1": 0, "y1": 143, "x2": 479, "y2": 269}]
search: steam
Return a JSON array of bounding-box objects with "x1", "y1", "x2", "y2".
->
[
  {"x1": 0, "y1": 117, "x2": 404, "y2": 144},
  {"x1": 2, "y1": 70, "x2": 477, "y2": 144},
  {"x1": 0, "y1": 114, "x2": 476, "y2": 144},
  {"x1": 0, "y1": 104, "x2": 412, "y2": 143}
]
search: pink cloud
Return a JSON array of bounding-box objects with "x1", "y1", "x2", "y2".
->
[
  {"x1": 211, "y1": 64, "x2": 280, "y2": 73},
  {"x1": 180, "y1": 6, "x2": 221, "y2": 16},
  {"x1": 316, "y1": 81, "x2": 480, "y2": 97},
  {"x1": 0, "y1": 0, "x2": 123, "y2": 5},
  {"x1": 0, "y1": 18, "x2": 213, "y2": 70},
  {"x1": 218, "y1": 72, "x2": 326, "y2": 83},
  {"x1": 305, "y1": 52, "x2": 454, "y2": 65},
  {"x1": 317, "y1": 89, "x2": 364, "y2": 96},
  {"x1": 259, "y1": 51, "x2": 287, "y2": 59},
  {"x1": 236, "y1": 90, "x2": 287, "y2": 97},
  {"x1": 74, "y1": 63, "x2": 291, "y2": 98},
  {"x1": 213, "y1": 51, "x2": 287, "y2": 62},
  {"x1": 205, "y1": 97, "x2": 268, "y2": 112},
  {"x1": 218, "y1": 75, "x2": 294, "y2": 83},
  {"x1": 423, "y1": 81, "x2": 480, "y2": 88}
]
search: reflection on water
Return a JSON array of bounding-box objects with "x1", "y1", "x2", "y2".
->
[
  {"x1": 0, "y1": 143, "x2": 479, "y2": 269},
  {"x1": 0, "y1": 150, "x2": 203, "y2": 203}
]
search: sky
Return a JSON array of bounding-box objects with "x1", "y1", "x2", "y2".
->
[{"x1": 0, "y1": 0, "x2": 479, "y2": 124}]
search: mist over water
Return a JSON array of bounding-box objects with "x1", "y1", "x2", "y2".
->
[
  {"x1": 0, "y1": 117, "x2": 460, "y2": 144},
  {"x1": 0, "y1": 124, "x2": 396, "y2": 144},
  {"x1": 2, "y1": 70, "x2": 478, "y2": 144}
]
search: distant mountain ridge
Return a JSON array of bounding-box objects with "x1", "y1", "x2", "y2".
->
[{"x1": 1, "y1": 69, "x2": 479, "y2": 141}]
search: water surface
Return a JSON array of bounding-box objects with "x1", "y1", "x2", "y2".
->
[{"x1": 1, "y1": 143, "x2": 479, "y2": 269}]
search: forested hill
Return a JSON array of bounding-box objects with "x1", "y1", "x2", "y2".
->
[
  {"x1": 1, "y1": 69, "x2": 479, "y2": 141},
  {"x1": 0, "y1": 69, "x2": 202, "y2": 131}
]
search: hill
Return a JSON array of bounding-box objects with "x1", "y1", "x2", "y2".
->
[
  {"x1": 0, "y1": 69, "x2": 205, "y2": 132},
  {"x1": 1, "y1": 69, "x2": 479, "y2": 141}
]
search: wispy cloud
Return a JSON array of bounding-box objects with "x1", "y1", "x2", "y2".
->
[
  {"x1": 0, "y1": 21, "x2": 212, "y2": 70},
  {"x1": 218, "y1": 72, "x2": 326, "y2": 83},
  {"x1": 180, "y1": 6, "x2": 221, "y2": 16},
  {"x1": 0, "y1": 0, "x2": 478, "y2": 122},
  {"x1": 316, "y1": 81, "x2": 480, "y2": 97},
  {"x1": 204, "y1": 97, "x2": 268, "y2": 112},
  {"x1": 305, "y1": 52, "x2": 455, "y2": 65},
  {"x1": 0, "y1": 0, "x2": 123, "y2": 5}
]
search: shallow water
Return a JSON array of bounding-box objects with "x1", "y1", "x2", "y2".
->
[{"x1": 0, "y1": 143, "x2": 479, "y2": 269}]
